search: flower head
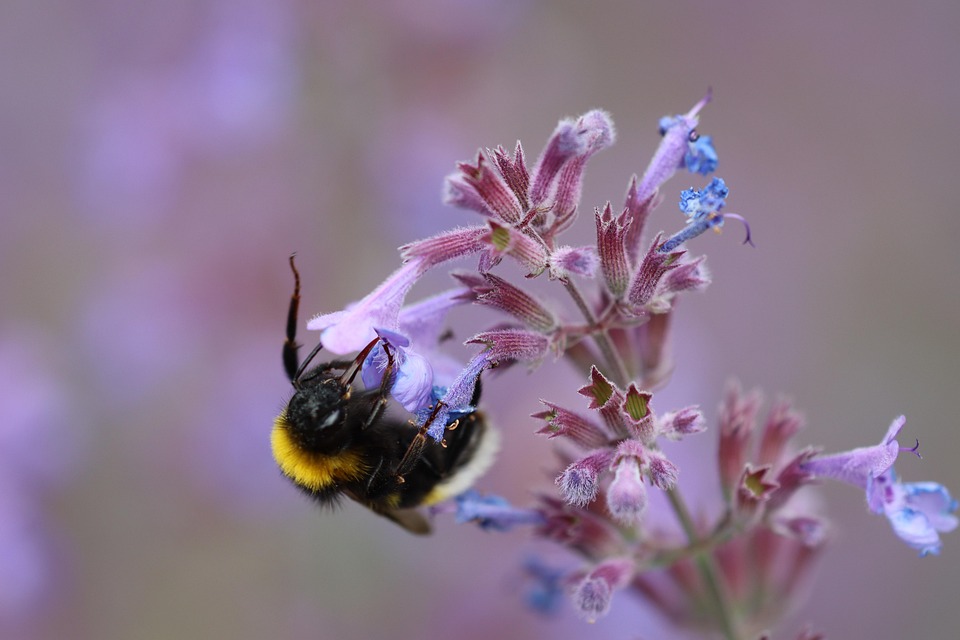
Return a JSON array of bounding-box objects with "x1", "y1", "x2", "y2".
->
[
  {"x1": 638, "y1": 90, "x2": 714, "y2": 201},
  {"x1": 450, "y1": 490, "x2": 546, "y2": 532},
  {"x1": 802, "y1": 416, "x2": 958, "y2": 555}
]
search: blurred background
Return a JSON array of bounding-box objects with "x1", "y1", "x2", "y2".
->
[{"x1": 2, "y1": 0, "x2": 959, "y2": 638}]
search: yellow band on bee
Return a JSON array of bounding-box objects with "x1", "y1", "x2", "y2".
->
[{"x1": 271, "y1": 416, "x2": 367, "y2": 492}]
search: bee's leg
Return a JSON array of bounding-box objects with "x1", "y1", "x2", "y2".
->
[
  {"x1": 392, "y1": 369, "x2": 485, "y2": 482},
  {"x1": 363, "y1": 456, "x2": 387, "y2": 494},
  {"x1": 393, "y1": 401, "x2": 449, "y2": 481},
  {"x1": 358, "y1": 338, "x2": 398, "y2": 430}
]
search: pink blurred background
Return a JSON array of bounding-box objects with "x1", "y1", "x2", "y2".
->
[{"x1": 2, "y1": 0, "x2": 959, "y2": 638}]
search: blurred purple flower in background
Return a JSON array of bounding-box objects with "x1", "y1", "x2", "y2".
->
[
  {"x1": 0, "y1": 334, "x2": 86, "y2": 629},
  {"x1": 76, "y1": 0, "x2": 296, "y2": 223}
]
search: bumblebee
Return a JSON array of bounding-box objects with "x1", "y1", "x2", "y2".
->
[{"x1": 272, "y1": 256, "x2": 498, "y2": 534}]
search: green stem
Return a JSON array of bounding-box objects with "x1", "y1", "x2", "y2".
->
[
  {"x1": 665, "y1": 488, "x2": 740, "y2": 640},
  {"x1": 562, "y1": 279, "x2": 631, "y2": 385}
]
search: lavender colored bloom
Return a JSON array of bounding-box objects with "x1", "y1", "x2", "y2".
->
[
  {"x1": 637, "y1": 91, "x2": 713, "y2": 202},
  {"x1": 869, "y1": 471, "x2": 958, "y2": 556},
  {"x1": 416, "y1": 351, "x2": 491, "y2": 441},
  {"x1": 801, "y1": 415, "x2": 904, "y2": 489},
  {"x1": 659, "y1": 177, "x2": 754, "y2": 253},
  {"x1": 802, "y1": 416, "x2": 958, "y2": 555},
  {"x1": 451, "y1": 490, "x2": 546, "y2": 531},
  {"x1": 607, "y1": 442, "x2": 648, "y2": 524},
  {"x1": 684, "y1": 134, "x2": 718, "y2": 175},
  {"x1": 520, "y1": 557, "x2": 567, "y2": 614},
  {"x1": 679, "y1": 176, "x2": 729, "y2": 219},
  {"x1": 307, "y1": 258, "x2": 429, "y2": 353},
  {"x1": 361, "y1": 329, "x2": 435, "y2": 413}
]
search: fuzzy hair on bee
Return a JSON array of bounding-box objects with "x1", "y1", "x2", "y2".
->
[{"x1": 272, "y1": 256, "x2": 498, "y2": 534}]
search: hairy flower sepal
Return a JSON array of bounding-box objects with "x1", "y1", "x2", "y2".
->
[
  {"x1": 453, "y1": 272, "x2": 557, "y2": 332},
  {"x1": 594, "y1": 203, "x2": 632, "y2": 298},
  {"x1": 484, "y1": 220, "x2": 549, "y2": 276},
  {"x1": 557, "y1": 449, "x2": 615, "y2": 508},
  {"x1": 466, "y1": 328, "x2": 550, "y2": 365},
  {"x1": 533, "y1": 401, "x2": 611, "y2": 450},
  {"x1": 451, "y1": 152, "x2": 524, "y2": 223},
  {"x1": 734, "y1": 464, "x2": 780, "y2": 523},
  {"x1": 578, "y1": 366, "x2": 629, "y2": 439},
  {"x1": 626, "y1": 236, "x2": 683, "y2": 312},
  {"x1": 530, "y1": 110, "x2": 616, "y2": 214},
  {"x1": 801, "y1": 416, "x2": 959, "y2": 555}
]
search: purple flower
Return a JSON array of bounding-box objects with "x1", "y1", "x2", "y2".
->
[
  {"x1": 801, "y1": 415, "x2": 904, "y2": 489},
  {"x1": 450, "y1": 490, "x2": 545, "y2": 531},
  {"x1": 637, "y1": 91, "x2": 713, "y2": 202},
  {"x1": 606, "y1": 440, "x2": 648, "y2": 524},
  {"x1": 520, "y1": 557, "x2": 567, "y2": 614},
  {"x1": 868, "y1": 470, "x2": 958, "y2": 556},
  {"x1": 416, "y1": 351, "x2": 492, "y2": 441},
  {"x1": 361, "y1": 329, "x2": 435, "y2": 414},
  {"x1": 307, "y1": 258, "x2": 429, "y2": 353},
  {"x1": 659, "y1": 177, "x2": 753, "y2": 253},
  {"x1": 802, "y1": 416, "x2": 958, "y2": 555},
  {"x1": 684, "y1": 134, "x2": 718, "y2": 175}
]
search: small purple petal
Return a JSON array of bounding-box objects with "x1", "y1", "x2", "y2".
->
[
  {"x1": 606, "y1": 456, "x2": 647, "y2": 524},
  {"x1": 308, "y1": 258, "x2": 429, "y2": 353},
  {"x1": 548, "y1": 245, "x2": 599, "y2": 280}
]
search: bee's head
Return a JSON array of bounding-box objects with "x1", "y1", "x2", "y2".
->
[{"x1": 283, "y1": 375, "x2": 352, "y2": 453}]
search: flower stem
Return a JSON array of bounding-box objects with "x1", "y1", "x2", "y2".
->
[
  {"x1": 562, "y1": 275, "x2": 739, "y2": 638},
  {"x1": 562, "y1": 278, "x2": 631, "y2": 385},
  {"x1": 665, "y1": 487, "x2": 741, "y2": 640}
]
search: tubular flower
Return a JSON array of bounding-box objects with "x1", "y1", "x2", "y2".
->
[{"x1": 802, "y1": 416, "x2": 958, "y2": 556}]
